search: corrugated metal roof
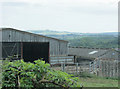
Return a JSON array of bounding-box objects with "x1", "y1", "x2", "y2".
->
[
  {"x1": 68, "y1": 47, "x2": 118, "y2": 60},
  {"x1": 1, "y1": 28, "x2": 68, "y2": 43},
  {"x1": 98, "y1": 49, "x2": 119, "y2": 60}
]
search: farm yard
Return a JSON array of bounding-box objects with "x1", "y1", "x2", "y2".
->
[
  {"x1": 0, "y1": 28, "x2": 119, "y2": 88},
  {"x1": 0, "y1": 0, "x2": 119, "y2": 87}
]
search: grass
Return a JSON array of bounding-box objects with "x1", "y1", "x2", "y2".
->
[
  {"x1": 77, "y1": 72, "x2": 118, "y2": 87},
  {"x1": 79, "y1": 77, "x2": 118, "y2": 87}
]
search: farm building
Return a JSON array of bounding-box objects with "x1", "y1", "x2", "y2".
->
[
  {"x1": 68, "y1": 47, "x2": 119, "y2": 63},
  {"x1": 0, "y1": 28, "x2": 69, "y2": 63}
]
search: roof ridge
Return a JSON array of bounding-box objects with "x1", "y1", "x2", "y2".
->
[{"x1": 69, "y1": 46, "x2": 111, "y2": 50}]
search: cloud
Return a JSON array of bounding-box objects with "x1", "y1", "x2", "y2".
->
[
  {"x1": 1, "y1": 2, "x2": 29, "y2": 7},
  {"x1": 1, "y1": 0, "x2": 118, "y2": 6},
  {"x1": 1, "y1": 0, "x2": 118, "y2": 32}
]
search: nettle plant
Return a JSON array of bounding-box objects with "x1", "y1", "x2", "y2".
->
[{"x1": 2, "y1": 59, "x2": 81, "y2": 88}]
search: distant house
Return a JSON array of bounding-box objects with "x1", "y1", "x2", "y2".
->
[{"x1": 68, "y1": 47, "x2": 119, "y2": 63}]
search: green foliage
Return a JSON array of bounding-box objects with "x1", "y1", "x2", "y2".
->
[
  {"x1": 68, "y1": 36, "x2": 118, "y2": 48},
  {"x1": 2, "y1": 59, "x2": 81, "y2": 88}
]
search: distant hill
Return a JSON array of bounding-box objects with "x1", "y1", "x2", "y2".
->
[
  {"x1": 29, "y1": 30, "x2": 72, "y2": 35},
  {"x1": 29, "y1": 30, "x2": 118, "y2": 39},
  {"x1": 29, "y1": 30, "x2": 118, "y2": 48},
  {"x1": 28, "y1": 30, "x2": 83, "y2": 39}
]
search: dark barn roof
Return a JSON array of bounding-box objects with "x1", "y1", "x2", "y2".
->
[{"x1": 68, "y1": 47, "x2": 118, "y2": 60}]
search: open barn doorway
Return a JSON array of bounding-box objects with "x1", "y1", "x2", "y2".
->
[
  {"x1": 2, "y1": 42, "x2": 50, "y2": 63},
  {"x1": 23, "y1": 42, "x2": 49, "y2": 63}
]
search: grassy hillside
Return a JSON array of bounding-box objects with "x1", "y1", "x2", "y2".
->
[
  {"x1": 68, "y1": 36, "x2": 118, "y2": 48},
  {"x1": 30, "y1": 30, "x2": 118, "y2": 48}
]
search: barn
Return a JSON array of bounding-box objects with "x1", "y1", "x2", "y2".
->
[
  {"x1": 68, "y1": 47, "x2": 119, "y2": 63},
  {"x1": 0, "y1": 28, "x2": 69, "y2": 63}
]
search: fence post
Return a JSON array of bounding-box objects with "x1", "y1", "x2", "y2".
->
[
  {"x1": 89, "y1": 62, "x2": 92, "y2": 73},
  {"x1": 61, "y1": 63, "x2": 63, "y2": 71},
  {"x1": 76, "y1": 63, "x2": 78, "y2": 74},
  {"x1": 61, "y1": 63, "x2": 65, "y2": 72},
  {"x1": 93, "y1": 62, "x2": 95, "y2": 73},
  {"x1": 94, "y1": 60, "x2": 97, "y2": 74}
]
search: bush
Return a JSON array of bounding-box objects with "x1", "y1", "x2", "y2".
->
[{"x1": 2, "y1": 59, "x2": 81, "y2": 88}]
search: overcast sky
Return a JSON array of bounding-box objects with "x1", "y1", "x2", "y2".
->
[{"x1": 0, "y1": 0, "x2": 119, "y2": 33}]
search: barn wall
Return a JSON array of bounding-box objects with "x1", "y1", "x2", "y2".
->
[{"x1": 2, "y1": 29, "x2": 68, "y2": 56}]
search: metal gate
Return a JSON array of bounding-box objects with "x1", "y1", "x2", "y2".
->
[{"x1": 2, "y1": 42, "x2": 21, "y2": 59}]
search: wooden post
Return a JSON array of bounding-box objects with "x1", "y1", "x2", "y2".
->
[
  {"x1": 21, "y1": 42, "x2": 23, "y2": 59},
  {"x1": 48, "y1": 42, "x2": 50, "y2": 63},
  {"x1": 108, "y1": 61, "x2": 110, "y2": 78},
  {"x1": 101, "y1": 61, "x2": 104, "y2": 77},
  {"x1": 93, "y1": 62, "x2": 95, "y2": 73},
  {"x1": 63, "y1": 63, "x2": 65, "y2": 72},
  {"x1": 17, "y1": 42, "x2": 19, "y2": 58},
  {"x1": 113, "y1": 61, "x2": 115, "y2": 78},
  {"x1": 76, "y1": 63, "x2": 78, "y2": 74},
  {"x1": 115, "y1": 61, "x2": 118, "y2": 78},
  {"x1": 110, "y1": 61, "x2": 112, "y2": 78},
  {"x1": 61, "y1": 63, "x2": 65, "y2": 72},
  {"x1": 105, "y1": 61, "x2": 107, "y2": 77},
  {"x1": 111, "y1": 61, "x2": 113, "y2": 78},
  {"x1": 99, "y1": 60, "x2": 102, "y2": 77},
  {"x1": 106, "y1": 61, "x2": 108, "y2": 77},
  {"x1": 94, "y1": 60, "x2": 97, "y2": 74},
  {"x1": 89, "y1": 62, "x2": 92, "y2": 73}
]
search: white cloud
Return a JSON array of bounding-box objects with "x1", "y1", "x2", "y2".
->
[
  {"x1": 1, "y1": 0, "x2": 118, "y2": 32},
  {"x1": 1, "y1": 0, "x2": 118, "y2": 5},
  {"x1": 1, "y1": 0, "x2": 118, "y2": 10}
]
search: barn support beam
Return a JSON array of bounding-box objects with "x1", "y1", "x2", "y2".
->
[{"x1": 21, "y1": 42, "x2": 23, "y2": 59}]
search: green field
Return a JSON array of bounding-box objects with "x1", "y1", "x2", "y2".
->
[{"x1": 78, "y1": 77, "x2": 118, "y2": 87}]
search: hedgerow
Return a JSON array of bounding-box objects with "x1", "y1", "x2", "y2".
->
[{"x1": 2, "y1": 59, "x2": 81, "y2": 88}]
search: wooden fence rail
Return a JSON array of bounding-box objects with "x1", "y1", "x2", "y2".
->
[
  {"x1": 90, "y1": 60, "x2": 119, "y2": 78},
  {"x1": 50, "y1": 56, "x2": 74, "y2": 65},
  {"x1": 51, "y1": 60, "x2": 119, "y2": 78},
  {"x1": 51, "y1": 63, "x2": 90, "y2": 74}
]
